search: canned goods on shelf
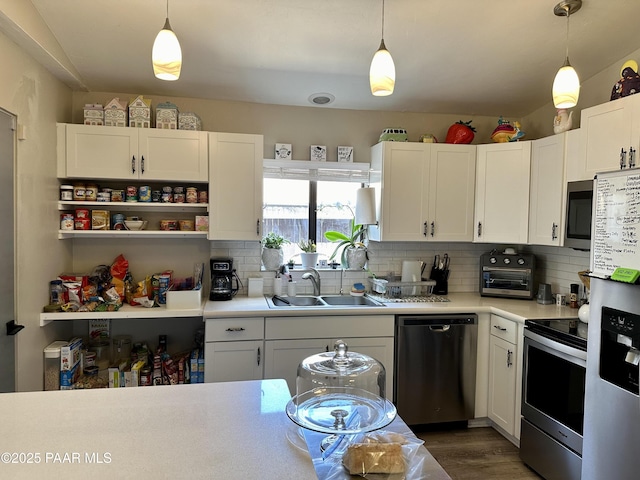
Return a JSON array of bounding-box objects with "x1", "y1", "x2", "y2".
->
[
  {"x1": 112, "y1": 213, "x2": 125, "y2": 230},
  {"x1": 151, "y1": 190, "x2": 161, "y2": 202},
  {"x1": 161, "y1": 192, "x2": 173, "y2": 203},
  {"x1": 186, "y1": 187, "x2": 198, "y2": 203},
  {"x1": 111, "y1": 190, "x2": 124, "y2": 203},
  {"x1": 198, "y1": 190, "x2": 208, "y2": 203},
  {"x1": 97, "y1": 192, "x2": 111, "y2": 202},
  {"x1": 139, "y1": 185, "x2": 151, "y2": 202},
  {"x1": 60, "y1": 185, "x2": 74, "y2": 201},
  {"x1": 173, "y1": 186, "x2": 184, "y2": 194},
  {"x1": 91, "y1": 210, "x2": 109, "y2": 230},
  {"x1": 75, "y1": 218, "x2": 91, "y2": 230},
  {"x1": 126, "y1": 185, "x2": 138, "y2": 202},
  {"x1": 60, "y1": 213, "x2": 74, "y2": 230},
  {"x1": 174, "y1": 193, "x2": 185, "y2": 203},
  {"x1": 140, "y1": 367, "x2": 152, "y2": 386},
  {"x1": 162, "y1": 186, "x2": 172, "y2": 194},
  {"x1": 73, "y1": 184, "x2": 86, "y2": 201},
  {"x1": 49, "y1": 279, "x2": 64, "y2": 305}
]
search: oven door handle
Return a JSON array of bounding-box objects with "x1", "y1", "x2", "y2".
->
[{"x1": 524, "y1": 329, "x2": 587, "y2": 363}]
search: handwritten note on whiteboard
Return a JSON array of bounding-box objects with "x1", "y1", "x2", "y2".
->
[{"x1": 591, "y1": 170, "x2": 640, "y2": 277}]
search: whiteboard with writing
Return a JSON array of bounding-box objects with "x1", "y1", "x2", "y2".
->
[{"x1": 591, "y1": 169, "x2": 640, "y2": 277}]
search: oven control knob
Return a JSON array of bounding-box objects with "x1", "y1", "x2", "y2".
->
[
  {"x1": 517, "y1": 258, "x2": 525, "y2": 265},
  {"x1": 503, "y1": 257, "x2": 511, "y2": 264},
  {"x1": 490, "y1": 257, "x2": 497, "y2": 264}
]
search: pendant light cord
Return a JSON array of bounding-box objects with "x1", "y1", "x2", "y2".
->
[
  {"x1": 564, "y1": 6, "x2": 570, "y2": 61},
  {"x1": 166, "y1": 0, "x2": 169, "y2": 19},
  {"x1": 381, "y1": 0, "x2": 385, "y2": 41}
]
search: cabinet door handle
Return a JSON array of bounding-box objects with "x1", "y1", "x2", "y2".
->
[
  {"x1": 257, "y1": 347, "x2": 261, "y2": 366},
  {"x1": 630, "y1": 146, "x2": 636, "y2": 169},
  {"x1": 493, "y1": 325, "x2": 507, "y2": 332},
  {"x1": 325, "y1": 345, "x2": 329, "y2": 352},
  {"x1": 507, "y1": 349, "x2": 513, "y2": 367},
  {"x1": 131, "y1": 155, "x2": 136, "y2": 174},
  {"x1": 423, "y1": 221, "x2": 428, "y2": 237},
  {"x1": 477, "y1": 222, "x2": 482, "y2": 237},
  {"x1": 256, "y1": 219, "x2": 260, "y2": 236},
  {"x1": 551, "y1": 223, "x2": 558, "y2": 240},
  {"x1": 225, "y1": 327, "x2": 246, "y2": 332},
  {"x1": 621, "y1": 147, "x2": 627, "y2": 169},
  {"x1": 430, "y1": 221, "x2": 435, "y2": 237},
  {"x1": 141, "y1": 155, "x2": 145, "y2": 174}
]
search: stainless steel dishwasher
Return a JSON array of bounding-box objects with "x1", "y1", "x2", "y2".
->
[{"x1": 395, "y1": 314, "x2": 478, "y2": 426}]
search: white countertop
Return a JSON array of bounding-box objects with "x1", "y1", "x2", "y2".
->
[
  {"x1": 0, "y1": 379, "x2": 449, "y2": 479},
  {"x1": 203, "y1": 293, "x2": 580, "y2": 323}
]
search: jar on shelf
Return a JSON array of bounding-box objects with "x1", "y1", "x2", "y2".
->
[
  {"x1": 85, "y1": 183, "x2": 98, "y2": 202},
  {"x1": 49, "y1": 279, "x2": 64, "y2": 305},
  {"x1": 111, "y1": 189, "x2": 124, "y2": 203},
  {"x1": 73, "y1": 183, "x2": 86, "y2": 201},
  {"x1": 44, "y1": 341, "x2": 68, "y2": 391},
  {"x1": 60, "y1": 184, "x2": 74, "y2": 201},
  {"x1": 186, "y1": 187, "x2": 198, "y2": 203}
]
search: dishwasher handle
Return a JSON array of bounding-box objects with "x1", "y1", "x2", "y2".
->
[{"x1": 430, "y1": 325, "x2": 450, "y2": 332}]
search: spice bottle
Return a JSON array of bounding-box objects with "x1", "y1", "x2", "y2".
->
[
  {"x1": 569, "y1": 283, "x2": 579, "y2": 308},
  {"x1": 49, "y1": 279, "x2": 64, "y2": 305}
]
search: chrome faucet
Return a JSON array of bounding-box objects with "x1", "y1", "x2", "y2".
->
[{"x1": 302, "y1": 268, "x2": 321, "y2": 296}]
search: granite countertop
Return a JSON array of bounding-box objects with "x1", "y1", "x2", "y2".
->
[{"x1": 203, "y1": 293, "x2": 580, "y2": 323}]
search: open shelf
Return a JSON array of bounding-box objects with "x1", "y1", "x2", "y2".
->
[
  {"x1": 58, "y1": 230, "x2": 208, "y2": 239},
  {"x1": 58, "y1": 201, "x2": 209, "y2": 212}
]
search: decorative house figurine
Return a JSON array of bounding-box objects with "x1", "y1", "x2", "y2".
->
[
  {"x1": 83, "y1": 104, "x2": 104, "y2": 126},
  {"x1": 178, "y1": 112, "x2": 202, "y2": 131},
  {"x1": 337, "y1": 146, "x2": 354, "y2": 162},
  {"x1": 310, "y1": 145, "x2": 327, "y2": 161},
  {"x1": 128, "y1": 95, "x2": 152, "y2": 128},
  {"x1": 156, "y1": 101, "x2": 179, "y2": 129},
  {"x1": 103, "y1": 97, "x2": 128, "y2": 127}
]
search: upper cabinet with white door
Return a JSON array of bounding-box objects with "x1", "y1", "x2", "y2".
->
[
  {"x1": 474, "y1": 141, "x2": 531, "y2": 244},
  {"x1": 208, "y1": 132, "x2": 263, "y2": 241},
  {"x1": 57, "y1": 124, "x2": 208, "y2": 182},
  {"x1": 577, "y1": 93, "x2": 640, "y2": 180},
  {"x1": 528, "y1": 134, "x2": 566, "y2": 246},
  {"x1": 369, "y1": 141, "x2": 476, "y2": 242}
]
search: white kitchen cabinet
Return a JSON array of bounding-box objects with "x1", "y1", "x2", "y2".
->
[
  {"x1": 474, "y1": 142, "x2": 531, "y2": 244},
  {"x1": 369, "y1": 142, "x2": 476, "y2": 242},
  {"x1": 208, "y1": 132, "x2": 263, "y2": 240},
  {"x1": 487, "y1": 314, "x2": 524, "y2": 442},
  {"x1": 528, "y1": 134, "x2": 566, "y2": 246},
  {"x1": 57, "y1": 123, "x2": 208, "y2": 182},
  {"x1": 577, "y1": 94, "x2": 640, "y2": 180},
  {"x1": 264, "y1": 315, "x2": 395, "y2": 396},
  {"x1": 204, "y1": 317, "x2": 265, "y2": 383}
]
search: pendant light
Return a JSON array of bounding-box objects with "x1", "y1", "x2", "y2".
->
[
  {"x1": 369, "y1": 0, "x2": 395, "y2": 96},
  {"x1": 552, "y1": 0, "x2": 582, "y2": 108},
  {"x1": 152, "y1": 0, "x2": 182, "y2": 81}
]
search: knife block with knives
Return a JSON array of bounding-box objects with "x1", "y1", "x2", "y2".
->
[{"x1": 430, "y1": 253, "x2": 450, "y2": 295}]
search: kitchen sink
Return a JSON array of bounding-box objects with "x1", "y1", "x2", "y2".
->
[{"x1": 265, "y1": 294, "x2": 384, "y2": 308}]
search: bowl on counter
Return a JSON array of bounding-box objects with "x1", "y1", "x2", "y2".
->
[{"x1": 123, "y1": 220, "x2": 148, "y2": 231}]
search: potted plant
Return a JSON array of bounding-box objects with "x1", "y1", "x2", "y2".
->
[
  {"x1": 324, "y1": 218, "x2": 369, "y2": 270},
  {"x1": 261, "y1": 233, "x2": 289, "y2": 271},
  {"x1": 297, "y1": 239, "x2": 319, "y2": 269}
]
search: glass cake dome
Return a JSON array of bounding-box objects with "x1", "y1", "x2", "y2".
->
[{"x1": 286, "y1": 340, "x2": 396, "y2": 435}]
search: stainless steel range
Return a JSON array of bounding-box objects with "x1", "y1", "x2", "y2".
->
[{"x1": 520, "y1": 318, "x2": 587, "y2": 480}]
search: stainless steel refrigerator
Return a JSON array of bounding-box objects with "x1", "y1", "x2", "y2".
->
[{"x1": 582, "y1": 277, "x2": 640, "y2": 479}]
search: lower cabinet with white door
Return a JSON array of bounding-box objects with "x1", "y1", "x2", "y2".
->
[
  {"x1": 264, "y1": 315, "x2": 395, "y2": 396},
  {"x1": 487, "y1": 314, "x2": 524, "y2": 443},
  {"x1": 204, "y1": 317, "x2": 265, "y2": 383}
]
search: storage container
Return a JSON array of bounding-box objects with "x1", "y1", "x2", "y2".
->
[
  {"x1": 166, "y1": 287, "x2": 202, "y2": 310},
  {"x1": 44, "y1": 340, "x2": 68, "y2": 391}
]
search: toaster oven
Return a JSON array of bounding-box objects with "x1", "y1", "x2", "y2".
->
[{"x1": 480, "y1": 252, "x2": 536, "y2": 299}]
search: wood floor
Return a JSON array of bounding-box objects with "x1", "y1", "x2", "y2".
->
[{"x1": 415, "y1": 426, "x2": 542, "y2": 480}]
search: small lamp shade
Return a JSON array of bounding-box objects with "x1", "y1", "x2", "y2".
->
[
  {"x1": 369, "y1": 41, "x2": 395, "y2": 96},
  {"x1": 355, "y1": 188, "x2": 377, "y2": 225},
  {"x1": 552, "y1": 63, "x2": 580, "y2": 108},
  {"x1": 152, "y1": 18, "x2": 182, "y2": 81}
]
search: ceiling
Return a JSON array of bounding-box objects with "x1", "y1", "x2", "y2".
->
[{"x1": 28, "y1": 0, "x2": 640, "y2": 117}]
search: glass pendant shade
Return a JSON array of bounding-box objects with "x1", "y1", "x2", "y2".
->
[
  {"x1": 553, "y1": 59, "x2": 580, "y2": 108},
  {"x1": 369, "y1": 40, "x2": 395, "y2": 96},
  {"x1": 152, "y1": 18, "x2": 182, "y2": 81}
]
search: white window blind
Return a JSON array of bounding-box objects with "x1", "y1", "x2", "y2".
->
[{"x1": 263, "y1": 159, "x2": 370, "y2": 183}]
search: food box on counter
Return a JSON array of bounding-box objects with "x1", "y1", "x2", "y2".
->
[
  {"x1": 166, "y1": 287, "x2": 202, "y2": 310},
  {"x1": 60, "y1": 337, "x2": 83, "y2": 390}
]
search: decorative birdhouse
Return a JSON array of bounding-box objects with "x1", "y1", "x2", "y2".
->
[
  {"x1": 103, "y1": 97, "x2": 128, "y2": 127},
  {"x1": 83, "y1": 104, "x2": 104, "y2": 126},
  {"x1": 128, "y1": 95, "x2": 152, "y2": 128},
  {"x1": 178, "y1": 112, "x2": 202, "y2": 131},
  {"x1": 156, "y1": 101, "x2": 179, "y2": 129}
]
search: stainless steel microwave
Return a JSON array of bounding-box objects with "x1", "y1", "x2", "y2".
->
[{"x1": 564, "y1": 180, "x2": 593, "y2": 251}]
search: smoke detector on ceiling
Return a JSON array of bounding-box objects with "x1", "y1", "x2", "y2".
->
[{"x1": 308, "y1": 93, "x2": 335, "y2": 106}]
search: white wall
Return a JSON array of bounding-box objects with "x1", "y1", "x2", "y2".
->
[{"x1": 0, "y1": 30, "x2": 73, "y2": 391}]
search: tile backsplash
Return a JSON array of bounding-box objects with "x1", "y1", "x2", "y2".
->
[{"x1": 209, "y1": 240, "x2": 591, "y2": 298}]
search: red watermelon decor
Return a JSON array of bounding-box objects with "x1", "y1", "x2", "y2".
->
[{"x1": 445, "y1": 120, "x2": 475, "y2": 144}]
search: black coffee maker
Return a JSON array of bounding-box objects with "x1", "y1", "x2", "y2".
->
[{"x1": 209, "y1": 258, "x2": 240, "y2": 301}]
